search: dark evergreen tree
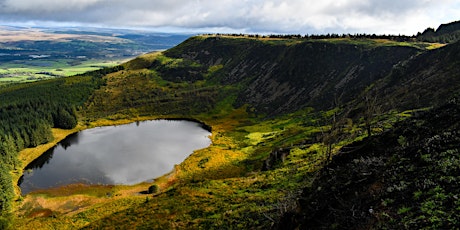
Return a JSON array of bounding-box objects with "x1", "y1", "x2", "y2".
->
[
  {"x1": 0, "y1": 70, "x2": 106, "y2": 214},
  {"x1": 53, "y1": 107, "x2": 78, "y2": 129}
]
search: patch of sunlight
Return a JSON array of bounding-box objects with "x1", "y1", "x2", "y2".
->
[
  {"x1": 241, "y1": 146, "x2": 255, "y2": 154},
  {"x1": 246, "y1": 132, "x2": 276, "y2": 145},
  {"x1": 426, "y1": 43, "x2": 446, "y2": 50}
]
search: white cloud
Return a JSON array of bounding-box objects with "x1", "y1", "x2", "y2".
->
[
  {"x1": 2, "y1": 0, "x2": 103, "y2": 12},
  {"x1": 0, "y1": 0, "x2": 458, "y2": 34}
]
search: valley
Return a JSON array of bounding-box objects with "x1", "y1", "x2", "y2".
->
[
  {"x1": 0, "y1": 23, "x2": 459, "y2": 229},
  {"x1": 0, "y1": 26, "x2": 189, "y2": 85}
]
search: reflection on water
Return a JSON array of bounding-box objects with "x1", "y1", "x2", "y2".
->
[
  {"x1": 59, "y1": 132, "x2": 79, "y2": 150},
  {"x1": 19, "y1": 120, "x2": 211, "y2": 194}
]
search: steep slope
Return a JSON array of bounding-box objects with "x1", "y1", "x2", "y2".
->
[
  {"x1": 163, "y1": 37, "x2": 419, "y2": 115},
  {"x1": 277, "y1": 96, "x2": 460, "y2": 229},
  {"x1": 276, "y1": 40, "x2": 460, "y2": 229},
  {"x1": 377, "y1": 41, "x2": 460, "y2": 111}
]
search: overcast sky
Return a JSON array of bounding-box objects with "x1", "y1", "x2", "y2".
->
[{"x1": 0, "y1": 0, "x2": 458, "y2": 35}]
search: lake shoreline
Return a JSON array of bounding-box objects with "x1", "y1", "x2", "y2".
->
[{"x1": 12, "y1": 116, "x2": 213, "y2": 209}]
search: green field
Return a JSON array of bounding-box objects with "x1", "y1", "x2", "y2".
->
[{"x1": 0, "y1": 58, "x2": 129, "y2": 85}]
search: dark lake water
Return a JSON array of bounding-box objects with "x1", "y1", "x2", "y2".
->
[{"x1": 19, "y1": 120, "x2": 211, "y2": 194}]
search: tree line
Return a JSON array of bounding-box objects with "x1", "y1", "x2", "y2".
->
[
  {"x1": 204, "y1": 29, "x2": 460, "y2": 43},
  {"x1": 0, "y1": 66, "x2": 119, "y2": 219},
  {"x1": 204, "y1": 33, "x2": 415, "y2": 42}
]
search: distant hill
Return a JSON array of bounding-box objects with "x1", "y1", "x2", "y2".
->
[
  {"x1": 0, "y1": 26, "x2": 190, "y2": 59},
  {"x1": 0, "y1": 26, "x2": 190, "y2": 84}
]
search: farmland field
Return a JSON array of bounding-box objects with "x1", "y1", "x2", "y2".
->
[
  {"x1": 0, "y1": 59, "x2": 128, "y2": 84},
  {"x1": 0, "y1": 26, "x2": 190, "y2": 85}
]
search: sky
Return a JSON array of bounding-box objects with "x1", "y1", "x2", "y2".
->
[{"x1": 0, "y1": 0, "x2": 459, "y2": 35}]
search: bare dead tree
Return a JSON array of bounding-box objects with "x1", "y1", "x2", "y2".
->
[
  {"x1": 320, "y1": 92, "x2": 350, "y2": 163},
  {"x1": 363, "y1": 91, "x2": 381, "y2": 137}
]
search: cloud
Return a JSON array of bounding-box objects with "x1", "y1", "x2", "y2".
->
[
  {"x1": 2, "y1": 0, "x2": 103, "y2": 12},
  {"x1": 0, "y1": 0, "x2": 458, "y2": 35}
]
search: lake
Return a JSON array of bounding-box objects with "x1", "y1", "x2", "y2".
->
[{"x1": 19, "y1": 120, "x2": 211, "y2": 194}]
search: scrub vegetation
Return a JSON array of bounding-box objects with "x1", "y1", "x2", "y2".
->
[{"x1": 1, "y1": 22, "x2": 460, "y2": 229}]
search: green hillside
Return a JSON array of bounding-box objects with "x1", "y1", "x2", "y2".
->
[{"x1": 0, "y1": 32, "x2": 459, "y2": 229}]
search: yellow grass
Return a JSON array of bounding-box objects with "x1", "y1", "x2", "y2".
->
[
  {"x1": 15, "y1": 183, "x2": 148, "y2": 230},
  {"x1": 11, "y1": 116, "x2": 169, "y2": 229},
  {"x1": 11, "y1": 116, "x2": 161, "y2": 207},
  {"x1": 426, "y1": 43, "x2": 446, "y2": 50},
  {"x1": 246, "y1": 132, "x2": 276, "y2": 145},
  {"x1": 17, "y1": 127, "x2": 82, "y2": 166},
  {"x1": 12, "y1": 127, "x2": 82, "y2": 199}
]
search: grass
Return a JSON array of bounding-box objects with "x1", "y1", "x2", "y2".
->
[{"x1": 200, "y1": 34, "x2": 446, "y2": 51}]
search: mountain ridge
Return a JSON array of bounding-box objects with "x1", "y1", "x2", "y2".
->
[{"x1": 161, "y1": 36, "x2": 420, "y2": 115}]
